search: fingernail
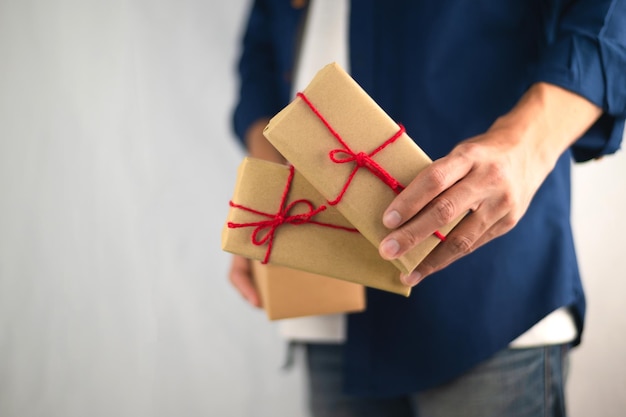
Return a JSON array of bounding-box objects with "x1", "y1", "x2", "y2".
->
[
  {"x1": 383, "y1": 210, "x2": 402, "y2": 228},
  {"x1": 402, "y1": 271, "x2": 422, "y2": 286},
  {"x1": 380, "y1": 239, "x2": 400, "y2": 259}
]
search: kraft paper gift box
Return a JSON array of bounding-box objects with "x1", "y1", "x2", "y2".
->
[
  {"x1": 221, "y1": 157, "x2": 409, "y2": 296},
  {"x1": 251, "y1": 260, "x2": 365, "y2": 320},
  {"x1": 263, "y1": 62, "x2": 463, "y2": 275}
]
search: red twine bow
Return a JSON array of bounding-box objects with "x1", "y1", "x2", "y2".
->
[
  {"x1": 228, "y1": 165, "x2": 358, "y2": 264},
  {"x1": 297, "y1": 92, "x2": 405, "y2": 205},
  {"x1": 296, "y1": 91, "x2": 446, "y2": 242}
]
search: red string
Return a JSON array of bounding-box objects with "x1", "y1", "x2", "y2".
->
[
  {"x1": 296, "y1": 92, "x2": 405, "y2": 205},
  {"x1": 228, "y1": 165, "x2": 359, "y2": 264},
  {"x1": 296, "y1": 92, "x2": 446, "y2": 242},
  {"x1": 433, "y1": 230, "x2": 446, "y2": 241}
]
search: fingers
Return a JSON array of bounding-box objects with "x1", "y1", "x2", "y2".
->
[
  {"x1": 229, "y1": 255, "x2": 262, "y2": 308},
  {"x1": 381, "y1": 145, "x2": 524, "y2": 286},
  {"x1": 400, "y1": 210, "x2": 518, "y2": 287},
  {"x1": 398, "y1": 210, "x2": 489, "y2": 286},
  {"x1": 379, "y1": 169, "x2": 479, "y2": 261},
  {"x1": 378, "y1": 127, "x2": 547, "y2": 286},
  {"x1": 382, "y1": 152, "x2": 473, "y2": 230}
]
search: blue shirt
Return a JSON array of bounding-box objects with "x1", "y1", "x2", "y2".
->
[{"x1": 233, "y1": 0, "x2": 626, "y2": 396}]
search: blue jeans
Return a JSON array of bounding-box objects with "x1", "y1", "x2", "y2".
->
[{"x1": 306, "y1": 344, "x2": 569, "y2": 417}]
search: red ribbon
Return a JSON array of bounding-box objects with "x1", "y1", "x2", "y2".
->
[
  {"x1": 296, "y1": 91, "x2": 446, "y2": 242},
  {"x1": 296, "y1": 92, "x2": 405, "y2": 205},
  {"x1": 228, "y1": 165, "x2": 358, "y2": 264}
]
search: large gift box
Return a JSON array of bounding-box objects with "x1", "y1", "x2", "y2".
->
[
  {"x1": 263, "y1": 62, "x2": 463, "y2": 275},
  {"x1": 251, "y1": 261, "x2": 365, "y2": 320},
  {"x1": 221, "y1": 157, "x2": 410, "y2": 296}
]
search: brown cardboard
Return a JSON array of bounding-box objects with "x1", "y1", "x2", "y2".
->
[
  {"x1": 251, "y1": 261, "x2": 365, "y2": 320},
  {"x1": 221, "y1": 157, "x2": 410, "y2": 296},
  {"x1": 264, "y1": 62, "x2": 463, "y2": 275}
]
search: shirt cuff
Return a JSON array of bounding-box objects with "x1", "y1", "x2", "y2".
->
[{"x1": 531, "y1": 33, "x2": 625, "y2": 161}]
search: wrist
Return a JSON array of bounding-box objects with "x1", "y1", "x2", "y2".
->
[
  {"x1": 245, "y1": 118, "x2": 286, "y2": 163},
  {"x1": 490, "y1": 82, "x2": 602, "y2": 169}
]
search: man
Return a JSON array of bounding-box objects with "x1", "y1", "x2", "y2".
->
[{"x1": 229, "y1": 1, "x2": 625, "y2": 416}]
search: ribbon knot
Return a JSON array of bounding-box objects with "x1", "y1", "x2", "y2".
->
[
  {"x1": 296, "y1": 92, "x2": 406, "y2": 205},
  {"x1": 227, "y1": 165, "x2": 359, "y2": 264},
  {"x1": 328, "y1": 147, "x2": 403, "y2": 203},
  {"x1": 354, "y1": 151, "x2": 369, "y2": 167},
  {"x1": 329, "y1": 149, "x2": 369, "y2": 166},
  {"x1": 249, "y1": 199, "x2": 320, "y2": 249},
  {"x1": 296, "y1": 91, "x2": 446, "y2": 241}
]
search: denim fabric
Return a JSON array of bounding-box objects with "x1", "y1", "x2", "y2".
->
[{"x1": 306, "y1": 343, "x2": 569, "y2": 417}]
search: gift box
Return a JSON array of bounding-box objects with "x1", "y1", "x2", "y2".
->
[
  {"x1": 251, "y1": 260, "x2": 365, "y2": 320},
  {"x1": 221, "y1": 157, "x2": 409, "y2": 296},
  {"x1": 263, "y1": 62, "x2": 463, "y2": 275}
]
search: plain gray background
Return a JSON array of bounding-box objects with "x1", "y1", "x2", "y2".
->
[{"x1": 0, "y1": 1, "x2": 624, "y2": 416}]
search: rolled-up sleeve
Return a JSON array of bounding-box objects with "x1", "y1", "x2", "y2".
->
[{"x1": 532, "y1": 0, "x2": 626, "y2": 161}]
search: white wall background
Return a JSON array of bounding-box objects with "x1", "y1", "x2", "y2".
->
[{"x1": 0, "y1": 1, "x2": 623, "y2": 416}]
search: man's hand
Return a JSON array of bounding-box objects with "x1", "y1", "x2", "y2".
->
[
  {"x1": 228, "y1": 254, "x2": 262, "y2": 307},
  {"x1": 379, "y1": 82, "x2": 602, "y2": 286}
]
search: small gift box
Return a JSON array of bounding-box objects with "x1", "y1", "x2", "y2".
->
[
  {"x1": 221, "y1": 157, "x2": 410, "y2": 296},
  {"x1": 263, "y1": 63, "x2": 463, "y2": 275},
  {"x1": 251, "y1": 261, "x2": 365, "y2": 320}
]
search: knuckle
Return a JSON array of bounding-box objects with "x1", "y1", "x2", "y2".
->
[
  {"x1": 492, "y1": 188, "x2": 520, "y2": 213},
  {"x1": 485, "y1": 161, "x2": 510, "y2": 187},
  {"x1": 448, "y1": 234, "x2": 474, "y2": 256},
  {"x1": 425, "y1": 166, "x2": 448, "y2": 193},
  {"x1": 397, "y1": 226, "x2": 419, "y2": 248},
  {"x1": 454, "y1": 141, "x2": 482, "y2": 160},
  {"x1": 499, "y1": 190, "x2": 516, "y2": 208},
  {"x1": 500, "y1": 214, "x2": 518, "y2": 231},
  {"x1": 432, "y1": 197, "x2": 456, "y2": 224}
]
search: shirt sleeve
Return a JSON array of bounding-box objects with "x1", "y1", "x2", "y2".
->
[
  {"x1": 532, "y1": 0, "x2": 626, "y2": 161},
  {"x1": 232, "y1": 1, "x2": 304, "y2": 148},
  {"x1": 232, "y1": 0, "x2": 280, "y2": 147}
]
